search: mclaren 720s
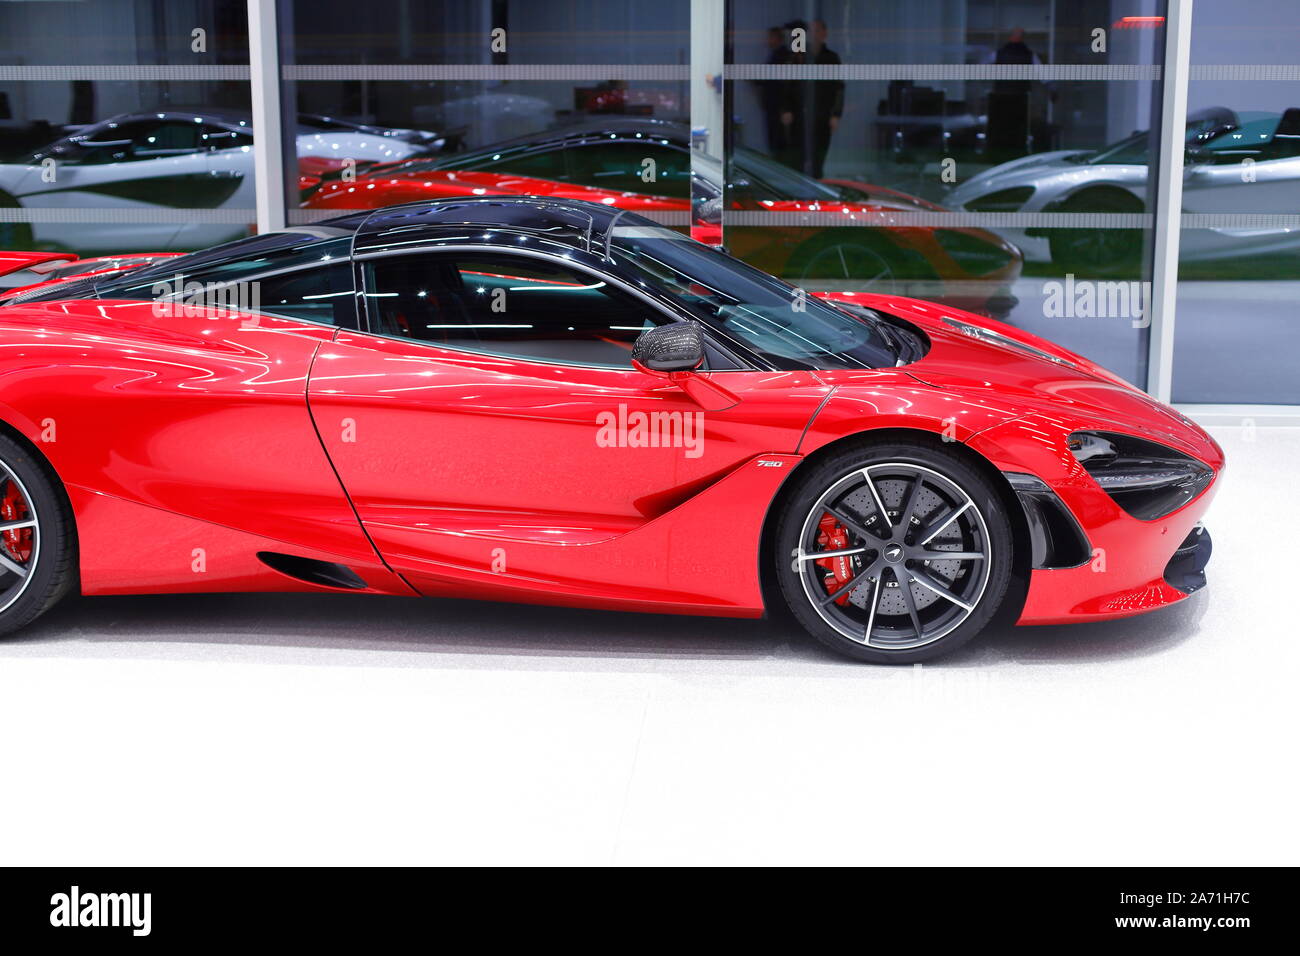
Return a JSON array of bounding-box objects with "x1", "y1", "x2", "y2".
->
[{"x1": 0, "y1": 198, "x2": 1220, "y2": 662}]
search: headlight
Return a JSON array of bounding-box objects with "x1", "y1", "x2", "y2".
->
[
  {"x1": 964, "y1": 186, "x2": 1035, "y2": 212},
  {"x1": 1068, "y1": 431, "x2": 1213, "y2": 520}
]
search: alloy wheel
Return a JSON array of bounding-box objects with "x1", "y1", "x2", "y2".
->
[
  {"x1": 0, "y1": 459, "x2": 41, "y2": 615},
  {"x1": 791, "y1": 462, "x2": 992, "y2": 650}
]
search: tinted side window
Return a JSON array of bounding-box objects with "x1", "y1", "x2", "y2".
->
[
  {"x1": 472, "y1": 147, "x2": 567, "y2": 180},
  {"x1": 132, "y1": 121, "x2": 205, "y2": 157},
  {"x1": 203, "y1": 126, "x2": 255, "y2": 151},
  {"x1": 254, "y1": 263, "x2": 357, "y2": 327},
  {"x1": 363, "y1": 253, "x2": 672, "y2": 367},
  {"x1": 98, "y1": 236, "x2": 354, "y2": 299},
  {"x1": 569, "y1": 143, "x2": 690, "y2": 198}
]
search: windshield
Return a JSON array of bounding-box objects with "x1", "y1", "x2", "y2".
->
[
  {"x1": 1200, "y1": 112, "x2": 1280, "y2": 153},
  {"x1": 731, "y1": 147, "x2": 843, "y2": 201},
  {"x1": 1083, "y1": 109, "x2": 1254, "y2": 166},
  {"x1": 1085, "y1": 130, "x2": 1151, "y2": 165},
  {"x1": 606, "y1": 222, "x2": 897, "y2": 370}
]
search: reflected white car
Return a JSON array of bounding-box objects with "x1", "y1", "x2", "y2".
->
[
  {"x1": 0, "y1": 109, "x2": 438, "y2": 254},
  {"x1": 948, "y1": 107, "x2": 1300, "y2": 271}
]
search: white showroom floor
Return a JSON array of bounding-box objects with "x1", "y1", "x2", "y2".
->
[{"x1": 0, "y1": 423, "x2": 1294, "y2": 866}]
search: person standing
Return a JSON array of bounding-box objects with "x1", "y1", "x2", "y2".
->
[
  {"x1": 810, "y1": 19, "x2": 845, "y2": 179},
  {"x1": 777, "y1": 20, "x2": 808, "y2": 172},
  {"x1": 756, "y1": 27, "x2": 790, "y2": 157}
]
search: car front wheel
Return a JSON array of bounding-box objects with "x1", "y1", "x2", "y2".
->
[
  {"x1": 0, "y1": 434, "x2": 76, "y2": 637},
  {"x1": 775, "y1": 440, "x2": 1014, "y2": 663}
]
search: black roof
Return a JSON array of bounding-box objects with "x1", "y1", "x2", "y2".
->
[
  {"x1": 345, "y1": 196, "x2": 652, "y2": 258},
  {"x1": 421, "y1": 117, "x2": 690, "y2": 172},
  {"x1": 48, "y1": 197, "x2": 666, "y2": 306}
]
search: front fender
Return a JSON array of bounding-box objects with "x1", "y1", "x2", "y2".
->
[{"x1": 797, "y1": 375, "x2": 1026, "y2": 455}]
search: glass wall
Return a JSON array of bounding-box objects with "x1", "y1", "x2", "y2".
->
[
  {"x1": 1171, "y1": 0, "x2": 1300, "y2": 404},
  {"x1": 282, "y1": 0, "x2": 692, "y2": 230},
  {"x1": 0, "y1": 0, "x2": 254, "y2": 280},
  {"x1": 1, "y1": 0, "x2": 1296, "y2": 406},
  {"x1": 724, "y1": 0, "x2": 1166, "y2": 387}
]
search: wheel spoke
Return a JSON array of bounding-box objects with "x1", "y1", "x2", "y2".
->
[
  {"x1": 896, "y1": 473, "x2": 925, "y2": 530},
  {"x1": 909, "y1": 567, "x2": 976, "y2": 612},
  {"x1": 794, "y1": 546, "x2": 869, "y2": 564},
  {"x1": 0, "y1": 551, "x2": 28, "y2": 579},
  {"x1": 862, "y1": 576, "x2": 881, "y2": 644},
  {"x1": 0, "y1": 519, "x2": 35, "y2": 532},
  {"x1": 919, "y1": 500, "x2": 971, "y2": 546},
  {"x1": 818, "y1": 566, "x2": 874, "y2": 607},
  {"x1": 860, "y1": 469, "x2": 892, "y2": 530},
  {"x1": 920, "y1": 550, "x2": 984, "y2": 561},
  {"x1": 893, "y1": 566, "x2": 923, "y2": 639},
  {"x1": 824, "y1": 504, "x2": 881, "y2": 542}
]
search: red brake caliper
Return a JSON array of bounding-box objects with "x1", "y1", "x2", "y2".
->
[
  {"x1": 0, "y1": 480, "x2": 32, "y2": 564},
  {"x1": 814, "y1": 513, "x2": 855, "y2": 605}
]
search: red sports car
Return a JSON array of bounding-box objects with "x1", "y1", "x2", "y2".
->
[
  {"x1": 0, "y1": 197, "x2": 1219, "y2": 662},
  {"x1": 301, "y1": 119, "x2": 1022, "y2": 318},
  {"x1": 0, "y1": 251, "x2": 181, "y2": 304}
]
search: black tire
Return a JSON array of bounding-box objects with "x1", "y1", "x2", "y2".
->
[
  {"x1": 1047, "y1": 189, "x2": 1144, "y2": 279},
  {"x1": 789, "y1": 232, "x2": 910, "y2": 288},
  {"x1": 0, "y1": 433, "x2": 76, "y2": 636},
  {"x1": 774, "y1": 439, "x2": 1013, "y2": 663}
]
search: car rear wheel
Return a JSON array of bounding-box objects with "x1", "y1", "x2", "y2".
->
[
  {"x1": 775, "y1": 440, "x2": 1013, "y2": 663},
  {"x1": 792, "y1": 234, "x2": 905, "y2": 289},
  {"x1": 1047, "y1": 189, "x2": 1144, "y2": 278},
  {"x1": 0, "y1": 435, "x2": 76, "y2": 636}
]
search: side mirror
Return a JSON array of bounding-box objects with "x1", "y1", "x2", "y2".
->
[
  {"x1": 630, "y1": 322, "x2": 705, "y2": 374},
  {"x1": 630, "y1": 322, "x2": 738, "y2": 411}
]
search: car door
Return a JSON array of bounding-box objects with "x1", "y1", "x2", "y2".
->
[{"x1": 306, "y1": 246, "x2": 829, "y2": 601}]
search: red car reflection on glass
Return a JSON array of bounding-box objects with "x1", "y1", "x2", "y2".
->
[
  {"x1": 0, "y1": 251, "x2": 181, "y2": 304},
  {"x1": 301, "y1": 119, "x2": 1022, "y2": 318},
  {"x1": 0, "y1": 198, "x2": 1217, "y2": 663}
]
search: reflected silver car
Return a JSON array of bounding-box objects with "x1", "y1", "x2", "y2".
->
[{"x1": 948, "y1": 107, "x2": 1299, "y2": 273}]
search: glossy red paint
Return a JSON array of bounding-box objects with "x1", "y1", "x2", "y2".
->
[
  {"x1": 0, "y1": 300, "x2": 409, "y2": 595},
  {"x1": 969, "y1": 413, "x2": 1220, "y2": 625},
  {"x1": 307, "y1": 328, "x2": 826, "y2": 613},
  {"x1": 305, "y1": 168, "x2": 688, "y2": 218},
  {"x1": 0, "y1": 250, "x2": 77, "y2": 278},
  {"x1": 0, "y1": 268, "x2": 1221, "y2": 628},
  {"x1": 807, "y1": 291, "x2": 1224, "y2": 624}
]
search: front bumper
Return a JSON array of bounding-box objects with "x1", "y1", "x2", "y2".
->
[
  {"x1": 969, "y1": 415, "x2": 1223, "y2": 625},
  {"x1": 1164, "y1": 524, "x2": 1212, "y2": 595}
]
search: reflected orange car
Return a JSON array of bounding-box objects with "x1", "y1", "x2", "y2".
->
[{"x1": 302, "y1": 119, "x2": 1022, "y2": 317}]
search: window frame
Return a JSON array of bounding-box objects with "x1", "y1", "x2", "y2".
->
[
  {"x1": 351, "y1": 244, "x2": 753, "y2": 372},
  {"x1": 95, "y1": 256, "x2": 360, "y2": 330}
]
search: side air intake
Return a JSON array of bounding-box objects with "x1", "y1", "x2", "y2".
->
[{"x1": 256, "y1": 552, "x2": 368, "y2": 590}]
